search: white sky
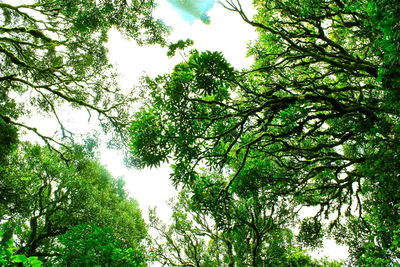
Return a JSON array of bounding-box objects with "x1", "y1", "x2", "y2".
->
[{"x1": 101, "y1": 0, "x2": 348, "y2": 262}]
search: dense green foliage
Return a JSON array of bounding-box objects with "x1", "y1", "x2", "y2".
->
[
  {"x1": 1, "y1": 0, "x2": 399, "y2": 265},
  {"x1": 130, "y1": 0, "x2": 400, "y2": 265},
  {"x1": 0, "y1": 1, "x2": 167, "y2": 263},
  {"x1": 0, "y1": 0, "x2": 166, "y2": 266},
  {"x1": 0, "y1": 0, "x2": 168, "y2": 153},
  {"x1": 53, "y1": 224, "x2": 146, "y2": 266},
  {"x1": 0, "y1": 142, "x2": 148, "y2": 265},
  {"x1": 1, "y1": 230, "x2": 43, "y2": 267},
  {"x1": 149, "y1": 188, "x2": 342, "y2": 266}
]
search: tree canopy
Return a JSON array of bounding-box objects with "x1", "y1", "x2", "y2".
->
[
  {"x1": 1, "y1": 0, "x2": 399, "y2": 265},
  {"x1": 0, "y1": 0, "x2": 168, "y2": 155},
  {"x1": 149, "y1": 186, "x2": 342, "y2": 266},
  {"x1": 0, "y1": 0, "x2": 167, "y2": 265},
  {"x1": 130, "y1": 0, "x2": 400, "y2": 265},
  {"x1": 1, "y1": 142, "x2": 148, "y2": 266}
]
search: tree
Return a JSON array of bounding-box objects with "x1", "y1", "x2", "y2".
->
[
  {"x1": 51, "y1": 224, "x2": 146, "y2": 266},
  {"x1": 0, "y1": 2, "x2": 168, "y2": 265},
  {"x1": 148, "y1": 186, "x2": 342, "y2": 266},
  {"x1": 0, "y1": 0, "x2": 168, "y2": 156},
  {"x1": 1, "y1": 228, "x2": 43, "y2": 267},
  {"x1": 0, "y1": 142, "x2": 147, "y2": 265},
  {"x1": 129, "y1": 0, "x2": 400, "y2": 264}
]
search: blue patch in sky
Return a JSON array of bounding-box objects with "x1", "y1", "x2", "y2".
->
[{"x1": 167, "y1": 0, "x2": 216, "y2": 24}]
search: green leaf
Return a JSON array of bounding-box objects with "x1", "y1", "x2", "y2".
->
[{"x1": 10, "y1": 254, "x2": 28, "y2": 263}]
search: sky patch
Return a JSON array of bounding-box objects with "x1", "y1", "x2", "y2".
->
[{"x1": 167, "y1": 0, "x2": 216, "y2": 24}]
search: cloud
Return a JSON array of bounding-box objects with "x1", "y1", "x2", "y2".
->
[{"x1": 167, "y1": 0, "x2": 216, "y2": 24}]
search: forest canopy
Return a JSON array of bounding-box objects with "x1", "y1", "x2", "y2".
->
[
  {"x1": 1, "y1": 0, "x2": 399, "y2": 266},
  {"x1": 0, "y1": 0, "x2": 164, "y2": 266},
  {"x1": 0, "y1": 0, "x2": 168, "y2": 155},
  {"x1": 130, "y1": 0, "x2": 400, "y2": 265}
]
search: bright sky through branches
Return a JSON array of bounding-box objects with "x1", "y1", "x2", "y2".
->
[
  {"x1": 104, "y1": 1, "x2": 347, "y2": 262},
  {"x1": 167, "y1": 0, "x2": 216, "y2": 24},
  {"x1": 104, "y1": 0, "x2": 256, "y2": 222}
]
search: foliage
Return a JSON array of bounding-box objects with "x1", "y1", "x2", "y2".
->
[
  {"x1": 0, "y1": 142, "x2": 147, "y2": 265},
  {"x1": 366, "y1": 0, "x2": 400, "y2": 91},
  {"x1": 0, "y1": 0, "x2": 168, "y2": 154},
  {"x1": 130, "y1": 0, "x2": 400, "y2": 264},
  {"x1": 297, "y1": 218, "x2": 324, "y2": 250},
  {"x1": 52, "y1": 224, "x2": 147, "y2": 266},
  {"x1": 148, "y1": 188, "x2": 342, "y2": 266},
  {"x1": 0, "y1": 1, "x2": 168, "y2": 265},
  {"x1": 1, "y1": 228, "x2": 43, "y2": 267},
  {"x1": 167, "y1": 39, "x2": 194, "y2": 57}
]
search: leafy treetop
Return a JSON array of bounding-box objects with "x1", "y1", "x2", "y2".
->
[
  {"x1": 0, "y1": 0, "x2": 169, "y2": 156},
  {"x1": 129, "y1": 0, "x2": 400, "y2": 264}
]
